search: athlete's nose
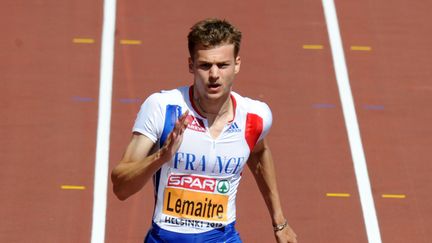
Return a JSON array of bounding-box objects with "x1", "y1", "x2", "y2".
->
[{"x1": 209, "y1": 65, "x2": 219, "y2": 79}]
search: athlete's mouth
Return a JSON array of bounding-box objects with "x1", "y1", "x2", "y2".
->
[{"x1": 208, "y1": 83, "x2": 221, "y2": 89}]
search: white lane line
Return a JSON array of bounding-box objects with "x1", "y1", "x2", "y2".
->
[
  {"x1": 90, "y1": 0, "x2": 117, "y2": 243},
  {"x1": 321, "y1": 1, "x2": 382, "y2": 243}
]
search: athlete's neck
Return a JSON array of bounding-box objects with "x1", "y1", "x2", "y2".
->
[{"x1": 193, "y1": 90, "x2": 233, "y2": 123}]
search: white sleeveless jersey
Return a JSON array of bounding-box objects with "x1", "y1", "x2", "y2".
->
[{"x1": 133, "y1": 86, "x2": 272, "y2": 234}]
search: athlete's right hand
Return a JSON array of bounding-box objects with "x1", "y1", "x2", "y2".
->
[
  {"x1": 275, "y1": 223, "x2": 297, "y2": 243},
  {"x1": 159, "y1": 110, "x2": 190, "y2": 162}
]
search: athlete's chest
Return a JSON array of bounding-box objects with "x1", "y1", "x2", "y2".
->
[{"x1": 170, "y1": 115, "x2": 250, "y2": 176}]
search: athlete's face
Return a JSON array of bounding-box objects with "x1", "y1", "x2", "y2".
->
[{"x1": 189, "y1": 44, "x2": 241, "y2": 101}]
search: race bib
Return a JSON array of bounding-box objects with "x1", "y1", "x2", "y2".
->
[{"x1": 162, "y1": 174, "x2": 230, "y2": 222}]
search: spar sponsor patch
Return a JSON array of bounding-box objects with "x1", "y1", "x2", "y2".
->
[
  {"x1": 163, "y1": 188, "x2": 228, "y2": 222},
  {"x1": 167, "y1": 174, "x2": 216, "y2": 193}
]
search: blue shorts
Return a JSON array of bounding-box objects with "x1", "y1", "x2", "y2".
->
[{"x1": 144, "y1": 222, "x2": 242, "y2": 243}]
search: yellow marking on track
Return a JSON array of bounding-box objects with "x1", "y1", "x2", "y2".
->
[
  {"x1": 61, "y1": 185, "x2": 86, "y2": 190},
  {"x1": 382, "y1": 194, "x2": 406, "y2": 199},
  {"x1": 120, "y1": 39, "x2": 142, "y2": 45},
  {"x1": 73, "y1": 38, "x2": 95, "y2": 44},
  {"x1": 326, "y1": 193, "x2": 351, "y2": 198},
  {"x1": 350, "y1": 45, "x2": 372, "y2": 51},
  {"x1": 303, "y1": 44, "x2": 324, "y2": 50}
]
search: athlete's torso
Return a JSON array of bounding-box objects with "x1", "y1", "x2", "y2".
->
[{"x1": 133, "y1": 86, "x2": 272, "y2": 234}]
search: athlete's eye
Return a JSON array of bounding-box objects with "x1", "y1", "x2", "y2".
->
[
  {"x1": 198, "y1": 63, "x2": 212, "y2": 70},
  {"x1": 217, "y1": 63, "x2": 230, "y2": 69}
]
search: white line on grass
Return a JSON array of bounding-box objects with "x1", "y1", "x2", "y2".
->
[
  {"x1": 321, "y1": 1, "x2": 382, "y2": 242},
  {"x1": 90, "y1": 0, "x2": 117, "y2": 242}
]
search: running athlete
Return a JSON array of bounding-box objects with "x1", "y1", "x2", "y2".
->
[{"x1": 111, "y1": 18, "x2": 297, "y2": 243}]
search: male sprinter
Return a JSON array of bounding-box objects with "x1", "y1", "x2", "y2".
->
[{"x1": 111, "y1": 18, "x2": 297, "y2": 243}]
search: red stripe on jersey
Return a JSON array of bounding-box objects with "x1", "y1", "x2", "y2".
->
[
  {"x1": 228, "y1": 95, "x2": 237, "y2": 123},
  {"x1": 245, "y1": 113, "x2": 263, "y2": 151}
]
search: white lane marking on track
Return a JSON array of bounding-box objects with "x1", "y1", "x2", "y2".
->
[
  {"x1": 91, "y1": 0, "x2": 117, "y2": 243},
  {"x1": 321, "y1": 1, "x2": 383, "y2": 243}
]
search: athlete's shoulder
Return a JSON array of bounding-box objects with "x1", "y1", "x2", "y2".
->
[
  {"x1": 231, "y1": 91, "x2": 272, "y2": 116},
  {"x1": 232, "y1": 91, "x2": 273, "y2": 141},
  {"x1": 151, "y1": 86, "x2": 187, "y2": 99},
  {"x1": 134, "y1": 86, "x2": 188, "y2": 142},
  {"x1": 144, "y1": 86, "x2": 188, "y2": 106}
]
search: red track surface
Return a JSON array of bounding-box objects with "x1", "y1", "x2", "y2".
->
[{"x1": 1, "y1": 0, "x2": 431, "y2": 242}]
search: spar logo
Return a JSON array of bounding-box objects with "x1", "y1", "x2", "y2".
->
[
  {"x1": 217, "y1": 180, "x2": 230, "y2": 194},
  {"x1": 167, "y1": 174, "x2": 231, "y2": 194},
  {"x1": 168, "y1": 174, "x2": 216, "y2": 192}
]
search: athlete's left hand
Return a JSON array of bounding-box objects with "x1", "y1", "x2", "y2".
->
[{"x1": 274, "y1": 224, "x2": 297, "y2": 243}]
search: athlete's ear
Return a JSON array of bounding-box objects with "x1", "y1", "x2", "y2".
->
[
  {"x1": 234, "y1": 56, "x2": 241, "y2": 74},
  {"x1": 188, "y1": 57, "x2": 194, "y2": 74}
]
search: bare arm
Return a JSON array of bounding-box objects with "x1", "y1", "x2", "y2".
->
[
  {"x1": 111, "y1": 111, "x2": 189, "y2": 200},
  {"x1": 248, "y1": 138, "x2": 297, "y2": 243}
]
